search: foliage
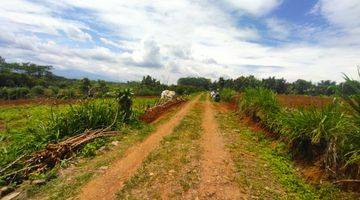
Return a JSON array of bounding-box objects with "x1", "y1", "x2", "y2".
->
[
  {"x1": 79, "y1": 78, "x2": 91, "y2": 97},
  {"x1": 30, "y1": 85, "x2": 45, "y2": 97},
  {"x1": 238, "y1": 87, "x2": 281, "y2": 130},
  {"x1": 279, "y1": 103, "x2": 356, "y2": 169},
  {"x1": 219, "y1": 88, "x2": 236, "y2": 102},
  {"x1": 177, "y1": 77, "x2": 211, "y2": 90},
  {"x1": 169, "y1": 85, "x2": 202, "y2": 95},
  {"x1": 238, "y1": 87, "x2": 360, "y2": 178},
  {"x1": 262, "y1": 77, "x2": 288, "y2": 94},
  {"x1": 116, "y1": 88, "x2": 134, "y2": 123},
  {"x1": 0, "y1": 97, "x2": 155, "y2": 179},
  {"x1": 47, "y1": 101, "x2": 119, "y2": 140},
  {"x1": 341, "y1": 68, "x2": 360, "y2": 170}
]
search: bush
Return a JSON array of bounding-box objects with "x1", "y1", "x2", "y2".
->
[
  {"x1": 57, "y1": 88, "x2": 76, "y2": 99},
  {"x1": 278, "y1": 102, "x2": 356, "y2": 168},
  {"x1": 0, "y1": 87, "x2": 30, "y2": 99},
  {"x1": 219, "y1": 88, "x2": 236, "y2": 102},
  {"x1": 46, "y1": 100, "x2": 119, "y2": 140},
  {"x1": 116, "y1": 88, "x2": 134, "y2": 123},
  {"x1": 238, "y1": 87, "x2": 281, "y2": 130},
  {"x1": 30, "y1": 85, "x2": 45, "y2": 97},
  {"x1": 238, "y1": 87, "x2": 360, "y2": 177}
]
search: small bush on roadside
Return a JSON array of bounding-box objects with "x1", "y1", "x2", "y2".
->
[
  {"x1": 219, "y1": 88, "x2": 237, "y2": 102},
  {"x1": 46, "y1": 100, "x2": 118, "y2": 140}
]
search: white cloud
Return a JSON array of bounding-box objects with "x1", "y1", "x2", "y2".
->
[
  {"x1": 224, "y1": 0, "x2": 282, "y2": 16},
  {"x1": 314, "y1": 0, "x2": 360, "y2": 28},
  {"x1": 265, "y1": 18, "x2": 291, "y2": 40}
]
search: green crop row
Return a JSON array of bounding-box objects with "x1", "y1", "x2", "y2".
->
[{"x1": 238, "y1": 87, "x2": 360, "y2": 179}]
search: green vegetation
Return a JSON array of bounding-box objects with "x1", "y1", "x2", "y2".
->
[
  {"x1": 0, "y1": 94, "x2": 158, "y2": 185},
  {"x1": 237, "y1": 86, "x2": 360, "y2": 179},
  {"x1": 219, "y1": 88, "x2": 236, "y2": 102},
  {"x1": 213, "y1": 74, "x2": 357, "y2": 96}
]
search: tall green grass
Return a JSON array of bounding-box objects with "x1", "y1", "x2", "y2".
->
[
  {"x1": 238, "y1": 87, "x2": 360, "y2": 178},
  {"x1": 238, "y1": 87, "x2": 281, "y2": 131},
  {"x1": 219, "y1": 88, "x2": 237, "y2": 102},
  {"x1": 0, "y1": 96, "x2": 157, "y2": 181}
]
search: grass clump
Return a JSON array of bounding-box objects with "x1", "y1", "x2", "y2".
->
[
  {"x1": 238, "y1": 87, "x2": 281, "y2": 131},
  {"x1": 238, "y1": 87, "x2": 360, "y2": 179},
  {"x1": 219, "y1": 88, "x2": 237, "y2": 102}
]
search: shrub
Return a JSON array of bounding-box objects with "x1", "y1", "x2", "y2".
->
[
  {"x1": 116, "y1": 88, "x2": 134, "y2": 123},
  {"x1": 238, "y1": 87, "x2": 281, "y2": 130},
  {"x1": 278, "y1": 102, "x2": 356, "y2": 169},
  {"x1": 30, "y1": 85, "x2": 45, "y2": 97},
  {"x1": 46, "y1": 100, "x2": 119, "y2": 140},
  {"x1": 219, "y1": 88, "x2": 236, "y2": 102},
  {"x1": 57, "y1": 88, "x2": 76, "y2": 99}
]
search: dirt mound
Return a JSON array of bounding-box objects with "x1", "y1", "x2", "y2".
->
[{"x1": 140, "y1": 98, "x2": 186, "y2": 123}]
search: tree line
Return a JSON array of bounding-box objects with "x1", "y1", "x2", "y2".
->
[{"x1": 1, "y1": 56, "x2": 358, "y2": 100}]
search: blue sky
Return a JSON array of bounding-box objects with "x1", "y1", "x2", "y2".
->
[{"x1": 0, "y1": 0, "x2": 359, "y2": 83}]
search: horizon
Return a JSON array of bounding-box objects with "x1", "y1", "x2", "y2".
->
[{"x1": 0, "y1": 1, "x2": 359, "y2": 84}]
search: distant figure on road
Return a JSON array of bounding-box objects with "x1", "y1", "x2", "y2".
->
[{"x1": 210, "y1": 90, "x2": 220, "y2": 102}]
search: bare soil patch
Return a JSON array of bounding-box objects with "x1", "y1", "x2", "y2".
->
[
  {"x1": 197, "y1": 97, "x2": 244, "y2": 199},
  {"x1": 78, "y1": 96, "x2": 199, "y2": 200}
]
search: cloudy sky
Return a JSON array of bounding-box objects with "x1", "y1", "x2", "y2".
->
[{"x1": 0, "y1": 0, "x2": 359, "y2": 83}]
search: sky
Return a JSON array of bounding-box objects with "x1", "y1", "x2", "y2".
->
[{"x1": 0, "y1": 0, "x2": 359, "y2": 84}]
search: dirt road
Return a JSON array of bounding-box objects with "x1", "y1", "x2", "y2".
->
[
  {"x1": 198, "y1": 96, "x2": 244, "y2": 199},
  {"x1": 78, "y1": 96, "x2": 200, "y2": 200}
]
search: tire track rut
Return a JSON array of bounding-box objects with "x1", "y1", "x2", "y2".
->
[{"x1": 78, "y1": 96, "x2": 200, "y2": 200}]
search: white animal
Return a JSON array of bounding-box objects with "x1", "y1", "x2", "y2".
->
[{"x1": 161, "y1": 90, "x2": 176, "y2": 100}]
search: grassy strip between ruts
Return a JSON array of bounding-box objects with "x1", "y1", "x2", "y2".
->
[
  {"x1": 216, "y1": 111, "x2": 359, "y2": 200},
  {"x1": 24, "y1": 102, "x2": 184, "y2": 200},
  {"x1": 117, "y1": 103, "x2": 203, "y2": 199}
]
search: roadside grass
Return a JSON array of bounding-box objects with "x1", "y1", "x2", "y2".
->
[
  {"x1": 117, "y1": 104, "x2": 203, "y2": 199},
  {"x1": 199, "y1": 93, "x2": 206, "y2": 102},
  {"x1": 217, "y1": 111, "x2": 358, "y2": 200},
  {"x1": 25, "y1": 100, "x2": 182, "y2": 200},
  {"x1": 0, "y1": 97, "x2": 158, "y2": 172}
]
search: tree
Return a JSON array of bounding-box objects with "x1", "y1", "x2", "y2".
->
[
  {"x1": 316, "y1": 80, "x2": 337, "y2": 96},
  {"x1": 141, "y1": 75, "x2": 160, "y2": 87},
  {"x1": 177, "y1": 77, "x2": 211, "y2": 90},
  {"x1": 290, "y1": 79, "x2": 314, "y2": 95},
  {"x1": 0, "y1": 56, "x2": 5, "y2": 64},
  {"x1": 80, "y1": 78, "x2": 91, "y2": 96},
  {"x1": 262, "y1": 77, "x2": 288, "y2": 94},
  {"x1": 97, "y1": 80, "x2": 109, "y2": 96}
]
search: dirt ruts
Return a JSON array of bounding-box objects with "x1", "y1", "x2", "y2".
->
[
  {"x1": 197, "y1": 96, "x2": 244, "y2": 199},
  {"x1": 78, "y1": 96, "x2": 200, "y2": 200}
]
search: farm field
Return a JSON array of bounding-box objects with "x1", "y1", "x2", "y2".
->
[{"x1": 1, "y1": 93, "x2": 358, "y2": 199}]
